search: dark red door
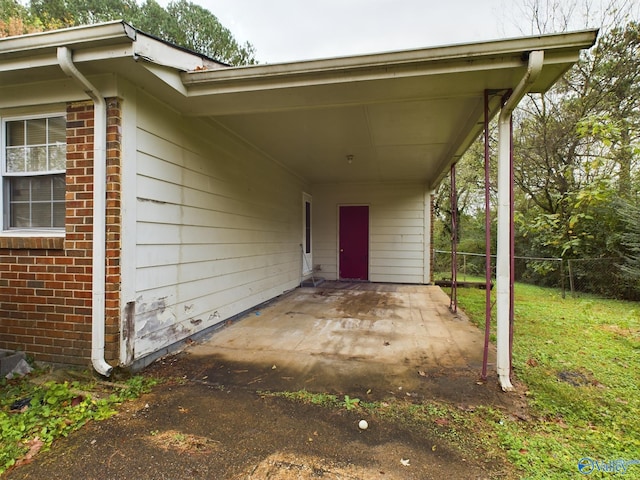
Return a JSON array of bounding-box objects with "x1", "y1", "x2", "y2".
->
[{"x1": 339, "y1": 205, "x2": 369, "y2": 280}]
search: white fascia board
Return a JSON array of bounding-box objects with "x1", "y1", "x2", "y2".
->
[
  {"x1": 0, "y1": 21, "x2": 136, "y2": 56},
  {"x1": 132, "y1": 33, "x2": 224, "y2": 72},
  {"x1": 181, "y1": 29, "x2": 598, "y2": 93}
]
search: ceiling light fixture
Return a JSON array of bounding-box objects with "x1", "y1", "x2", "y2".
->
[{"x1": 346, "y1": 154, "x2": 354, "y2": 164}]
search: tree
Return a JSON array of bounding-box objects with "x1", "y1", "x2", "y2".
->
[
  {"x1": 23, "y1": 0, "x2": 257, "y2": 65},
  {"x1": 512, "y1": 18, "x2": 640, "y2": 260},
  {"x1": 146, "y1": 0, "x2": 256, "y2": 65},
  {"x1": 618, "y1": 199, "x2": 640, "y2": 285},
  {"x1": 0, "y1": 0, "x2": 43, "y2": 36},
  {"x1": 434, "y1": 1, "x2": 640, "y2": 297}
]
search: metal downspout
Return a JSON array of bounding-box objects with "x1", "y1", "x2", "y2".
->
[
  {"x1": 496, "y1": 50, "x2": 544, "y2": 391},
  {"x1": 57, "y1": 46, "x2": 113, "y2": 377}
]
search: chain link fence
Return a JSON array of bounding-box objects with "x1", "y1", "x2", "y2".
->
[
  {"x1": 433, "y1": 250, "x2": 564, "y2": 292},
  {"x1": 434, "y1": 251, "x2": 639, "y2": 300},
  {"x1": 433, "y1": 250, "x2": 640, "y2": 300},
  {"x1": 566, "y1": 257, "x2": 639, "y2": 300}
]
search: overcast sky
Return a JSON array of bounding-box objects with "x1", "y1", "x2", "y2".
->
[{"x1": 158, "y1": 0, "x2": 615, "y2": 64}]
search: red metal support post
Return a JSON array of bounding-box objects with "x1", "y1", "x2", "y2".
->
[
  {"x1": 450, "y1": 163, "x2": 458, "y2": 313},
  {"x1": 481, "y1": 89, "x2": 491, "y2": 380}
]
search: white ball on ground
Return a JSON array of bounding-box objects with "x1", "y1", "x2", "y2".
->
[{"x1": 358, "y1": 420, "x2": 368, "y2": 430}]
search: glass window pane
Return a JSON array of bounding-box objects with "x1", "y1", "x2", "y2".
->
[
  {"x1": 6, "y1": 147, "x2": 25, "y2": 172},
  {"x1": 52, "y1": 202, "x2": 65, "y2": 228},
  {"x1": 52, "y1": 175, "x2": 65, "y2": 199},
  {"x1": 10, "y1": 203, "x2": 30, "y2": 228},
  {"x1": 31, "y1": 203, "x2": 51, "y2": 228},
  {"x1": 49, "y1": 116, "x2": 66, "y2": 144},
  {"x1": 6, "y1": 121, "x2": 25, "y2": 146},
  {"x1": 10, "y1": 177, "x2": 31, "y2": 201},
  {"x1": 26, "y1": 146, "x2": 46, "y2": 172},
  {"x1": 31, "y1": 176, "x2": 51, "y2": 202},
  {"x1": 49, "y1": 145, "x2": 66, "y2": 171},
  {"x1": 26, "y1": 118, "x2": 47, "y2": 145}
]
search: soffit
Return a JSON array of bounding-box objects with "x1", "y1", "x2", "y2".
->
[{"x1": 177, "y1": 32, "x2": 595, "y2": 187}]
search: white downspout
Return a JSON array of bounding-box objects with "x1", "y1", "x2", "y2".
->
[
  {"x1": 496, "y1": 50, "x2": 544, "y2": 391},
  {"x1": 57, "y1": 46, "x2": 113, "y2": 377}
]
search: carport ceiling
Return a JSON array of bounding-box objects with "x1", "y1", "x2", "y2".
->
[{"x1": 181, "y1": 29, "x2": 598, "y2": 188}]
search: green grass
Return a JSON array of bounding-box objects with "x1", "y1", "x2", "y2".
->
[
  {"x1": 0, "y1": 369, "x2": 158, "y2": 475},
  {"x1": 454, "y1": 283, "x2": 640, "y2": 479}
]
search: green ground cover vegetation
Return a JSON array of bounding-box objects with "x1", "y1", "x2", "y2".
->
[{"x1": 0, "y1": 370, "x2": 157, "y2": 475}]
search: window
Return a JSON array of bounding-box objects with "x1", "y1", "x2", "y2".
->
[{"x1": 2, "y1": 115, "x2": 66, "y2": 230}]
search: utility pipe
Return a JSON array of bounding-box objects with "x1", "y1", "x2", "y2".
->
[
  {"x1": 57, "y1": 47, "x2": 113, "y2": 377},
  {"x1": 496, "y1": 50, "x2": 544, "y2": 391}
]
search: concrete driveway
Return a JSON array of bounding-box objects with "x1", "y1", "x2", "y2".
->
[{"x1": 187, "y1": 282, "x2": 496, "y2": 402}]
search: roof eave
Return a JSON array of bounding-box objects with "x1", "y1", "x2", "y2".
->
[
  {"x1": 0, "y1": 20, "x2": 226, "y2": 72},
  {"x1": 181, "y1": 29, "x2": 599, "y2": 91},
  {"x1": 0, "y1": 20, "x2": 136, "y2": 56}
]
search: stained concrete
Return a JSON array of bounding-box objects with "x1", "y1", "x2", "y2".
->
[{"x1": 187, "y1": 282, "x2": 496, "y2": 401}]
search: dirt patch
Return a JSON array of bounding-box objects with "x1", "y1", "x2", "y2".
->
[
  {"x1": 146, "y1": 429, "x2": 221, "y2": 455},
  {"x1": 5, "y1": 353, "x2": 523, "y2": 480}
]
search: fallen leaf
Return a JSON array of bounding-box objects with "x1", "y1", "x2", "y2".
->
[
  {"x1": 400, "y1": 459, "x2": 410, "y2": 467},
  {"x1": 431, "y1": 445, "x2": 437, "y2": 451},
  {"x1": 418, "y1": 370, "x2": 427, "y2": 377},
  {"x1": 14, "y1": 437, "x2": 44, "y2": 468},
  {"x1": 457, "y1": 404, "x2": 475, "y2": 413}
]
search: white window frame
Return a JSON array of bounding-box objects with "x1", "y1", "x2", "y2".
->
[{"x1": 1, "y1": 112, "x2": 66, "y2": 234}]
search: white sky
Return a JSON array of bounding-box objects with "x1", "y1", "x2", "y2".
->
[{"x1": 157, "y1": 0, "x2": 612, "y2": 63}]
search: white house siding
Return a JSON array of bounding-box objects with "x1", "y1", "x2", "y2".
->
[
  {"x1": 130, "y1": 93, "x2": 306, "y2": 361},
  {"x1": 312, "y1": 183, "x2": 428, "y2": 284}
]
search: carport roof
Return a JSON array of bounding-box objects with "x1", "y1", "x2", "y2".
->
[{"x1": 0, "y1": 21, "x2": 598, "y2": 187}]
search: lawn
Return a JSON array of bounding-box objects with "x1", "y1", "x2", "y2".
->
[{"x1": 454, "y1": 282, "x2": 640, "y2": 478}]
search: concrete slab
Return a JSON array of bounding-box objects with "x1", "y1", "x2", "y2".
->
[{"x1": 187, "y1": 282, "x2": 496, "y2": 401}]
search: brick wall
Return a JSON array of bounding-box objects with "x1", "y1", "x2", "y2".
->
[{"x1": 0, "y1": 99, "x2": 122, "y2": 367}]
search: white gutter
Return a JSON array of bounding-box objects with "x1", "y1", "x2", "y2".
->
[
  {"x1": 496, "y1": 50, "x2": 544, "y2": 391},
  {"x1": 57, "y1": 46, "x2": 113, "y2": 377}
]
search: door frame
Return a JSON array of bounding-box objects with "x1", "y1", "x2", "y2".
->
[
  {"x1": 337, "y1": 204, "x2": 370, "y2": 281},
  {"x1": 302, "y1": 192, "x2": 313, "y2": 276}
]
